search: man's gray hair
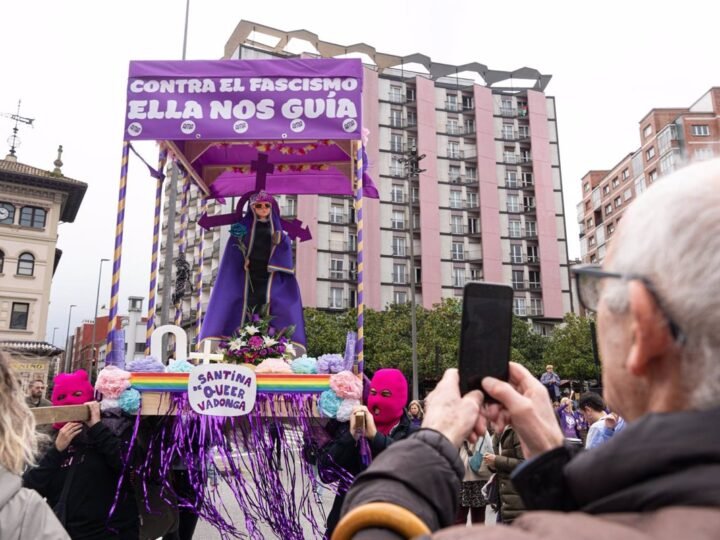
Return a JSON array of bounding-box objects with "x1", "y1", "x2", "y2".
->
[{"x1": 605, "y1": 158, "x2": 720, "y2": 409}]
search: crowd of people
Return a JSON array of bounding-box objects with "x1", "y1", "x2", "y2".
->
[{"x1": 2, "y1": 160, "x2": 719, "y2": 539}]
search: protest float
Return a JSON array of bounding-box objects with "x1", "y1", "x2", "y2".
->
[{"x1": 32, "y1": 57, "x2": 378, "y2": 538}]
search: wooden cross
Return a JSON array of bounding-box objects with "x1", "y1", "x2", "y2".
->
[
  {"x1": 250, "y1": 153, "x2": 275, "y2": 191},
  {"x1": 188, "y1": 339, "x2": 224, "y2": 365}
]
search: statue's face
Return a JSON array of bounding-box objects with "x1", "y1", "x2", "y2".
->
[{"x1": 252, "y1": 202, "x2": 271, "y2": 220}]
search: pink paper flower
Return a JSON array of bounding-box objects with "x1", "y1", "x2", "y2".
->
[
  {"x1": 95, "y1": 365, "x2": 131, "y2": 399},
  {"x1": 329, "y1": 370, "x2": 363, "y2": 400}
]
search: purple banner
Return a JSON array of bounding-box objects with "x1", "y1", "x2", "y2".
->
[{"x1": 124, "y1": 58, "x2": 363, "y2": 142}]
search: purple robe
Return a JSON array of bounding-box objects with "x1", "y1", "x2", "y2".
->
[{"x1": 199, "y1": 203, "x2": 306, "y2": 351}]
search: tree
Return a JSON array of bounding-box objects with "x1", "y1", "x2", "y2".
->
[
  {"x1": 303, "y1": 308, "x2": 354, "y2": 357},
  {"x1": 543, "y1": 313, "x2": 597, "y2": 381},
  {"x1": 511, "y1": 316, "x2": 548, "y2": 375}
]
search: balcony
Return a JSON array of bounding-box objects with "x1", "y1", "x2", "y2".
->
[
  {"x1": 328, "y1": 241, "x2": 355, "y2": 252},
  {"x1": 507, "y1": 203, "x2": 522, "y2": 213},
  {"x1": 391, "y1": 220, "x2": 407, "y2": 230},
  {"x1": 467, "y1": 250, "x2": 483, "y2": 263},
  {"x1": 450, "y1": 225, "x2": 468, "y2": 235},
  {"x1": 499, "y1": 107, "x2": 517, "y2": 117},
  {"x1": 462, "y1": 101, "x2": 475, "y2": 112},
  {"x1": 280, "y1": 205, "x2": 297, "y2": 218},
  {"x1": 451, "y1": 250, "x2": 468, "y2": 261},
  {"x1": 463, "y1": 123, "x2": 477, "y2": 138},
  {"x1": 447, "y1": 149, "x2": 464, "y2": 160},
  {"x1": 444, "y1": 101, "x2": 462, "y2": 112},
  {"x1": 446, "y1": 124, "x2": 464, "y2": 136},
  {"x1": 387, "y1": 94, "x2": 406, "y2": 104},
  {"x1": 518, "y1": 128, "x2": 531, "y2": 140},
  {"x1": 503, "y1": 154, "x2": 532, "y2": 165},
  {"x1": 329, "y1": 269, "x2": 348, "y2": 280},
  {"x1": 392, "y1": 245, "x2": 407, "y2": 257},
  {"x1": 452, "y1": 277, "x2": 467, "y2": 288},
  {"x1": 327, "y1": 297, "x2": 349, "y2": 310},
  {"x1": 524, "y1": 204, "x2": 537, "y2": 213},
  {"x1": 463, "y1": 148, "x2": 478, "y2": 161},
  {"x1": 406, "y1": 117, "x2": 418, "y2": 129},
  {"x1": 529, "y1": 305, "x2": 544, "y2": 316},
  {"x1": 500, "y1": 130, "x2": 519, "y2": 141},
  {"x1": 391, "y1": 193, "x2": 408, "y2": 204},
  {"x1": 449, "y1": 199, "x2": 463, "y2": 210},
  {"x1": 329, "y1": 213, "x2": 350, "y2": 224},
  {"x1": 464, "y1": 199, "x2": 480, "y2": 211},
  {"x1": 512, "y1": 281, "x2": 542, "y2": 291},
  {"x1": 527, "y1": 255, "x2": 540, "y2": 264},
  {"x1": 389, "y1": 142, "x2": 407, "y2": 154},
  {"x1": 449, "y1": 175, "x2": 477, "y2": 185},
  {"x1": 391, "y1": 273, "x2": 409, "y2": 285},
  {"x1": 389, "y1": 166, "x2": 406, "y2": 177},
  {"x1": 389, "y1": 116, "x2": 407, "y2": 128}
]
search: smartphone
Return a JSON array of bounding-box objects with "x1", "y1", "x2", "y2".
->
[
  {"x1": 459, "y1": 282, "x2": 513, "y2": 397},
  {"x1": 354, "y1": 410, "x2": 366, "y2": 432}
]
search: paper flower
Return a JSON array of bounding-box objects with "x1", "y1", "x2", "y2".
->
[
  {"x1": 126, "y1": 356, "x2": 165, "y2": 373},
  {"x1": 167, "y1": 359, "x2": 194, "y2": 373},
  {"x1": 330, "y1": 371, "x2": 363, "y2": 400},
  {"x1": 245, "y1": 325, "x2": 260, "y2": 336},
  {"x1": 336, "y1": 399, "x2": 361, "y2": 422},
  {"x1": 318, "y1": 389, "x2": 342, "y2": 418},
  {"x1": 95, "y1": 366, "x2": 131, "y2": 399},
  {"x1": 100, "y1": 398, "x2": 120, "y2": 412},
  {"x1": 118, "y1": 388, "x2": 142, "y2": 414},
  {"x1": 255, "y1": 357, "x2": 293, "y2": 374},
  {"x1": 263, "y1": 336, "x2": 278, "y2": 347},
  {"x1": 317, "y1": 354, "x2": 345, "y2": 374},
  {"x1": 291, "y1": 356, "x2": 318, "y2": 374}
]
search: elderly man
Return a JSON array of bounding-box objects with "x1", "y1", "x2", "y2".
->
[
  {"x1": 539, "y1": 364, "x2": 561, "y2": 401},
  {"x1": 337, "y1": 160, "x2": 720, "y2": 539}
]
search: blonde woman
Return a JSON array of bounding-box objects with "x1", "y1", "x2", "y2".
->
[
  {"x1": 0, "y1": 351, "x2": 70, "y2": 539},
  {"x1": 407, "y1": 399, "x2": 424, "y2": 427}
]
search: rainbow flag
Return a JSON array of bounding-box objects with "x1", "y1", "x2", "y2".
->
[{"x1": 130, "y1": 372, "x2": 331, "y2": 394}]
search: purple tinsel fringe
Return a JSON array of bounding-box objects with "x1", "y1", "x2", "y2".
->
[{"x1": 111, "y1": 393, "x2": 357, "y2": 539}]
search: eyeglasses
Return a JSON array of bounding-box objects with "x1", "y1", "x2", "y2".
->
[
  {"x1": 571, "y1": 264, "x2": 686, "y2": 344},
  {"x1": 253, "y1": 203, "x2": 271, "y2": 209}
]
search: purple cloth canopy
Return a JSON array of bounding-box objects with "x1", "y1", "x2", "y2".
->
[{"x1": 199, "y1": 200, "x2": 306, "y2": 349}]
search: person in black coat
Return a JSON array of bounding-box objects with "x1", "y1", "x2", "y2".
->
[
  {"x1": 23, "y1": 401, "x2": 138, "y2": 540},
  {"x1": 320, "y1": 368, "x2": 416, "y2": 538}
]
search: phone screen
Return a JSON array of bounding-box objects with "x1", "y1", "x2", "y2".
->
[{"x1": 459, "y1": 283, "x2": 513, "y2": 396}]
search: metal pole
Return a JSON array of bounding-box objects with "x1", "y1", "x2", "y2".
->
[
  {"x1": 407, "y1": 174, "x2": 419, "y2": 401},
  {"x1": 182, "y1": 0, "x2": 190, "y2": 61},
  {"x1": 51, "y1": 327, "x2": 59, "y2": 346},
  {"x1": 92, "y1": 259, "x2": 109, "y2": 367},
  {"x1": 64, "y1": 304, "x2": 76, "y2": 373}
]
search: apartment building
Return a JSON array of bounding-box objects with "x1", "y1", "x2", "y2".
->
[
  {"x1": 579, "y1": 87, "x2": 720, "y2": 263},
  {"x1": 157, "y1": 21, "x2": 574, "y2": 337}
]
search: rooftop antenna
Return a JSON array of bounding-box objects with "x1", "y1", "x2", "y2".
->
[{"x1": 1, "y1": 100, "x2": 35, "y2": 160}]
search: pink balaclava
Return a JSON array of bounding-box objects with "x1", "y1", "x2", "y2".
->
[
  {"x1": 51, "y1": 369, "x2": 95, "y2": 429},
  {"x1": 367, "y1": 369, "x2": 408, "y2": 435}
]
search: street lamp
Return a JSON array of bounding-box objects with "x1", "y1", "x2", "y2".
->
[
  {"x1": 92, "y1": 258, "x2": 110, "y2": 368},
  {"x1": 51, "y1": 326, "x2": 59, "y2": 346},
  {"x1": 399, "y1": 146, "x2": 426, "y2": 401},
  {"x1": 63, "y1": 304, "x2": 77, "y2": 373}
]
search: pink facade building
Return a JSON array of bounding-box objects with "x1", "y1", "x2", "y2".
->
[{"x1": 158, "y1": 21, "x2": 574, "y2": 337}]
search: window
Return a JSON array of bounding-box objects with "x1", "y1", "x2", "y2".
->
[
  {"x1": 659, "y1": 152, "x2": 676, "y2": 175},
  {"x1": 17, "y1": 252, "x2": 35, "y2": 276},
  {"x1": 392, "y1": 236, "x2": 406, "y2": 257},
  {"x1": 612, "y1": 177, "x2": 619, "y2": 189},
  {"x1": 349, "y1": 260, "x2": 358, "y2": 280},
  {"x1": 446, "y1": 94, "x2": 459, "y2": 111},
  {"x1": 391, "y1": 185, "x2": 405, "y2": 203},
  {"x1": 622, "y1": 169, "x2": 629, "y2": 180},
  {"x1": 470, "y1": 268, "x2": 482, "y2": 281},
  {"x1": 602, "y1": 185, "x2": 610, "y2": 196},
  {"x1": 448, "y1": 141, "x2": 460, "y2": 159},
  {"x1": 451, "y1": 215, "x2": 464, "y2": 234},
  {"x1": 330, "y1": 205, "x2": 345, "y2": 224},
  {"x1": 523, "y1": 195, "x2": 535, "y2": 211},
  {"x1": 526, "y1": 221, "x2": 537, "y2": 237},
  {"x1": 19, "y1": 207, "x2": 46, "y2": 228},
  {"x1": 329, "y1": 288, "x2": 344, "y2": 309},
  {"x1": 390, "y1": 133, "x2": 403, "y2": 153},
  {"x1": 465, "y1": 166, "x2": 477, "y2": 181},
  {"x1": 283, "y1": 197, "x2": 297, "y2": 217},
  {"x1": 134, "y1": 343, "x2": 146, "y2": 354},
  {"x1": 330, "y1": 259, "x2": 344, "y2": 280},
  {"x1": 449, "y1": 165, "x2": 462, "y2": 182},
  {"x1": 512, "y1": 270, "x2": 524, "y2": 288},
  {"x1": 464, "y1": 119, "x2": 476, "y2": 134},
  {"x1": 502, "y1": 124, "x2": 515, "y2": 139},
  {"x1": 392, "y1": 210, "x2": 405, "y2": 229},
  {"x1": 596, "y1": 225, "x2": 606, "y2": 246},
  {"x1": 635, "y1": 177, "x2": 646, "y2": 195},
  {"x1": 10, "y1": 302, "x2": 29, "y2": 330},
  {"x1": 348, "y1": 233, "x2": 358, "y2": 251},
  {"x1": 468, "y1": 217, "x2": 479, "y2": 234},
  {"x1": 451, "y1": 242, "x2": 465, "y2": 261},
  {"x1": 583, "y1": 183, "x2": 590, "y2": 193},
  {"x1": 695, "y1": 147, "x2": 714, "y2": 161},
  {"x1": 646, "y1": 146, "x2": 656, "y2": 160},
  {"x1": 589, "y1": 235, "x2": 596, "y2": 247},
  {"x1": 467, "y1": 192, "x2": 478, "y2": 208},
  {"x1": 449, "y1": 191, "x2": 462, "y2": 209},
  {"x1": 529, "y1": 270, "x2": 541, "y2": 288},
  {"x1": 507, "y1": 194, "x2": 520, "y2": 212},
  {"x1": 447, "y1": 118, "x2": 460, "y2": 135},
  {"x1": 509, "y1": 220, "x2": 521, "y2": 238},
  {"x1": 643, "y1": 125, "x2": 652, "y2": 139},
  {"x1": 506, "y1": 170, "x2": 518, "y2": 187},
  {"x1": 692, "y1": 125, "x2": 710, "y2": 137},
  {"x1": 462, "y1": 95, "x2": 474, "y2": 110},
  {"x1": 453, "y1": 268, "x2": 466, "y2": 288},
  {"x1": 605, "y1": 204, "x2": 613, "y2": 215},
  {"x1": 513, "y1": 298, "x2": 527, "y2": 316},
  {"x1": 0, "y1": 203, "x2": 15, "y2": 225},
  {"x1": 510, "y1": 244, "x2": 523, "y2": 264},
  {"x1": 527, "y1": 245, "x2": 539, "y2": 262},
  {"x1": 614, "y1": 196, "x2": 622, "y2": 208},
  {"x1": 393, "y1": 291, "x2": 408, "y2": 304},
  {"x1": 406, "y1": 88, "x2": 416, "y2": 102},
  {"x1": 624, "y1": 188, "x2": 632, "y2": 201},
  {"x1": 586, "y1": 218, "x2": 593, "y2": 229},
  {"x1": 607, "y1": 223, "x2": 616, "y2": 235},
  {"x1": 389, "y1": 85, "x2": 403, "y2": 103},
  {"x1": 530, "y1": 298, "x2": 543, "y2": 316},
  {"x1": 407, "y1": 111, "x2": 417, "y2": 127},
  {"x1": 518, "y1": 126, "x2": 529, "y2": 138},
  {"x1": 392, "y1": 263, "x2": 407, "y2": 284},
  {"x1": 0, "y1": 250, "x2": 3, "y2": 273},
  {"x1": 649, "y1": 170, "x2": 658, "y2": 183},
  {"x1": 390, "y1": 109, "x2": 403, "y2": 127}
]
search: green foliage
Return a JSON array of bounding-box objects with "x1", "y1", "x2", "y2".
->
[
  {"x1": 543, "y1": 313, "x2": 597, "y2": 380},
  {"x1": 302, "y1": 308, "x2": 354, "y2": 357},
  {"x1": 511, "y1": 316, "x2": 548, "y2": 375}
]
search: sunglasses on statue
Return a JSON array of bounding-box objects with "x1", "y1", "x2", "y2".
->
[{"x1": 253, "y1": 203, "x2": 271, "y2": 209}]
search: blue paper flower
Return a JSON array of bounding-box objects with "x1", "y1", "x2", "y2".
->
[
  {"x1": 118, "y1": 388, "x2": 142, "y2": 414},
  {"x1": 230, "y1": 222, "x2": 247, "y2": 238},
  {"x1": 318, "y1": 389, "x2": 342, "y2": 418},
  {"x1": 167, "y1": 359, "x2": 194, "y2": 373},
  {"x1": 291, "y1": 356, "x2": 318, "y2": 374}
]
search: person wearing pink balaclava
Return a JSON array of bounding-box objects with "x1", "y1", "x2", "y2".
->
[
  {"x1": 23, "y1": 370, "x2": 139, "y2": 540},
  {"x1": 321, "y1": 368, "x2": 416, "y2": 538}
]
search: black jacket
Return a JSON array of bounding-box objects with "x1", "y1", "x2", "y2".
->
[
  {"x1": 23, "y1": 422, "x2": 138, "y2": 540},
  {"x1": 341, "y1": 407, "x2": 720, "y2": 539}
]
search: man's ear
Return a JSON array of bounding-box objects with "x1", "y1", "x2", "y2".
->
[{"x1": 626, "y1": 280, "x2": 672, "y2": 376}]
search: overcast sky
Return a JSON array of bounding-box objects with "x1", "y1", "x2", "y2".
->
[{"x1": 1, "y1": 0, "x2": 718, "y2": 345}]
